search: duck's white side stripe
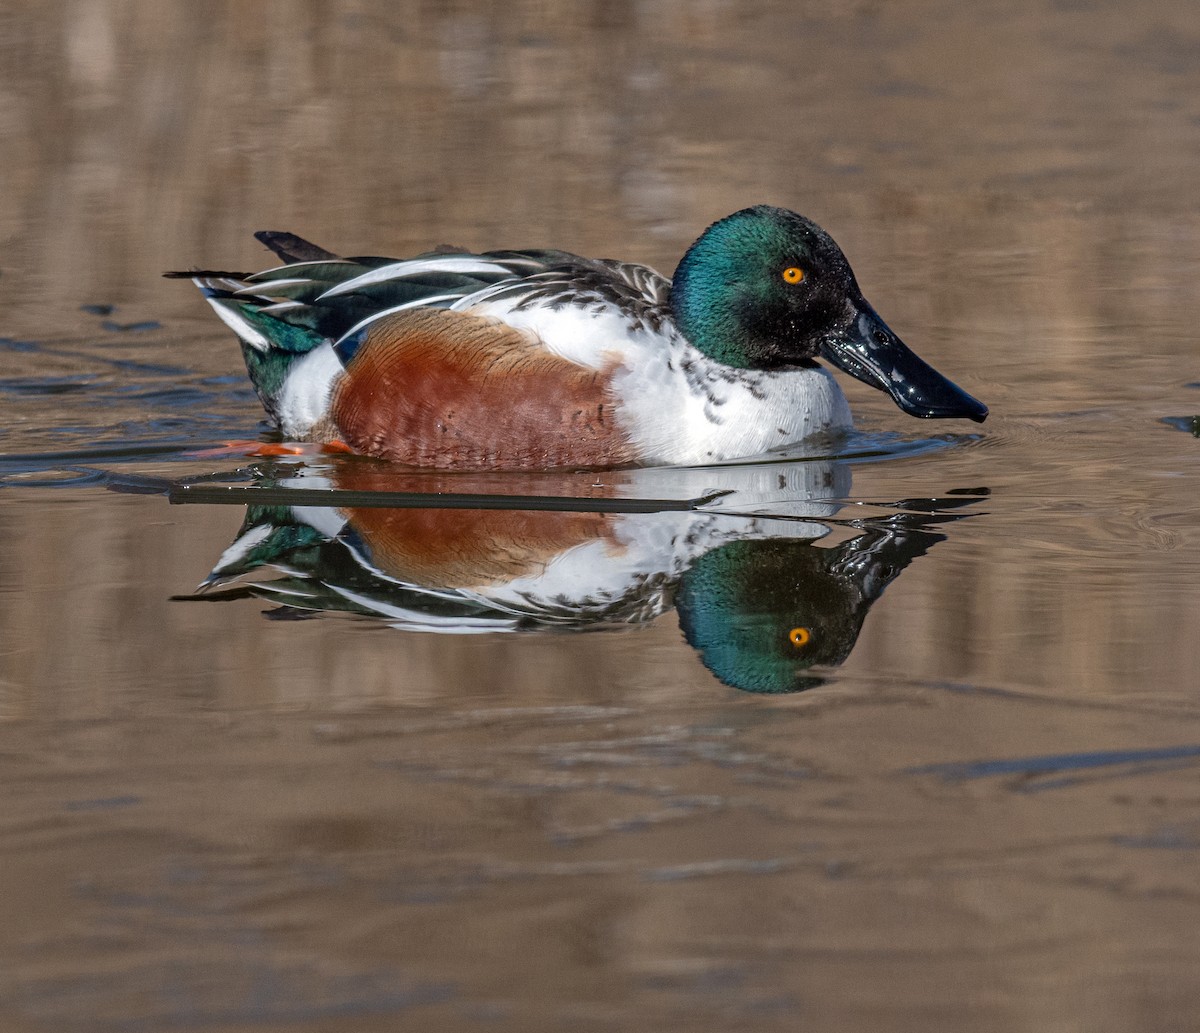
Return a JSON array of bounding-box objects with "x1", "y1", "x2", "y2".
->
[
  {"x1": 334, "y1": 294, "x2": 466, "y2": 343},
  {"x1": 235, "y1": 278, "x2": 309, "y2": 295},
  {"x1": 318, "y1": 257, "x2": 520, "y2": 299}
]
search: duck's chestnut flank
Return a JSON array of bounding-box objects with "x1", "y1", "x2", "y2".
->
[{"x1": 331, "y1": 308, "x2": 639, "y2": 469}]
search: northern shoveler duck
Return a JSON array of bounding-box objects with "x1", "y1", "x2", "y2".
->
[
  {"x1": 197, "y1": 462, "x2": 983, "y2": 692},
  {"x1": 171, "y1": 205, "x2": 987, "y2": 469}
]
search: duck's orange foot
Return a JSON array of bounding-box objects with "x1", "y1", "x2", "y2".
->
[{"x1": 186, "y1": 440, "x2": 358, "y2": 460}]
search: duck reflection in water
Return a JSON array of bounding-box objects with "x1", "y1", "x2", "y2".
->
[{"x1": 193, "y1": 460, "x2": 985, "y2": 693}]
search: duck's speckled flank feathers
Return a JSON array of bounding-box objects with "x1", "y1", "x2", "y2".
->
[{"x1": 331, "y1": 307, "x2": 639, "y2": 469}]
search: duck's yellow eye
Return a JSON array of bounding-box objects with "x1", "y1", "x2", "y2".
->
[
  {"x1": 788, "y1": 626, "x2": 811, "y2": 648},
  {"x1": 782, "y1": 267, "x2": 805, "y2": 284}
]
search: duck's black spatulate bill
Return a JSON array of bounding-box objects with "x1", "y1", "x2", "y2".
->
[{"x1": 821, "y1": 305, "x2": 988, "y2": 423}]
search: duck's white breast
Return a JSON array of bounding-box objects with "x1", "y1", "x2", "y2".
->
[{"x1": 610, "y1": 345, "x2": 853, "y2": 466}]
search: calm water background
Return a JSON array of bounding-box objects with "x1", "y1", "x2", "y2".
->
[{"x1": 2, "y1": 2, "x2": 1200, "y2": 1031}]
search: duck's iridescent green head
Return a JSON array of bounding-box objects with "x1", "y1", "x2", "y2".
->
[{"x1": 670, "y1": 205, "x2": 988, "y2": 423}]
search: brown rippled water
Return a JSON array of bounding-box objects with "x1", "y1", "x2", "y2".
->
[{"x1": 2, "y1": 3, "x2": 1200, "y2": 1031}]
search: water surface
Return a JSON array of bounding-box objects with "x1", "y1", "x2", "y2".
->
[{"x1": 2, "y1": 3, "x2": 1200, "y2": 1031}]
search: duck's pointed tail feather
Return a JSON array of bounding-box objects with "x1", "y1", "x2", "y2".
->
[
  {"x1": 254, "y1": 231, "x2": 340, "y2": 265},
  {"x1": 189, "y1": 275, "x2": 326, "y2": 354}
]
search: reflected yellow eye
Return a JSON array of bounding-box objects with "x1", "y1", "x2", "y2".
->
[
  {"x1": 788, "y1": 627, "x2": 811, "y2": 648},
  {"x1": 782, "y1": 267, "x2": 805, "y2": 284}
]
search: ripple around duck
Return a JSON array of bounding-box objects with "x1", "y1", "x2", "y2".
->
[
  {"x1": 0, "y1": 338, "x2": 261, "y2": 484},
  {"x1": 1161, "y1": 415, "x2": 1199, "y2": 436},
  {"x1": 0, "y1": 467, "x2": 110, "y2": 488},
  {"x1": 759, "y1": 428, "x2": 981, "y2": 467}
]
